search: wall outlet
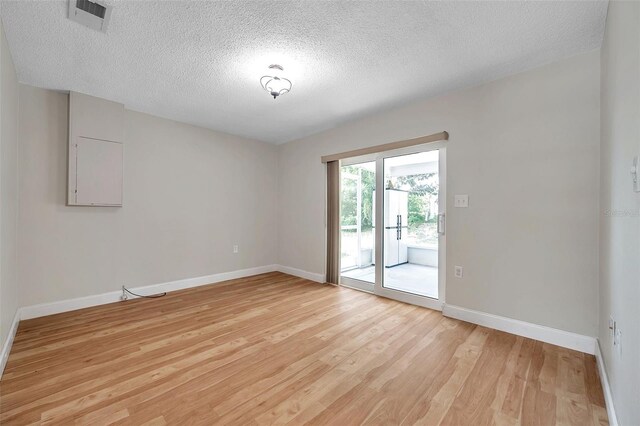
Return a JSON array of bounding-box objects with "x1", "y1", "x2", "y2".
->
[
  {"x1": 614, "y1": 327, "x2": 622, "y2": 355},
  {"x1": 454, "y1": 194, "x2": 469, "y2": 208},
  {"x1": 632, "y1": 156, "x2": 639, "y2": 192},
  {"x1": 610, "y1": 316, "x2": 621, "y2": 356},
  {"x1": 233, "y1": 245, "x2": 239, "y2": 254},
  {"x1": 454, "y1": 266, "x2": 463, "y2": 278},
  {"x1": 609, "y1": 315, "x2": 615, "y2": 337}
]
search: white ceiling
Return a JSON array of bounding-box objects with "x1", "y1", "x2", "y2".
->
[{"x1": 1, "y1": 0, "x2": 607, "y2": 144}]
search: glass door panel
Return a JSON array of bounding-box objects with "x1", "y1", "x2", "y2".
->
[
  {"x1": 340, "y1": 161, "x2": 376, "y2": 291},
  {"x1": 382, "y1": 151, "x2": 440, "y2": 299}
]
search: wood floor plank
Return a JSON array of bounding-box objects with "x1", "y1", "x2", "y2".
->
[
  {"x1": 400, "y1": 327, "x2": 490, "y2": 425},
  {"x1": 0, "y1": 272, "x2": 608, "y2": 425},
  {"x1": 439, "y1": 330, "x2": 517, "y2": 425}
]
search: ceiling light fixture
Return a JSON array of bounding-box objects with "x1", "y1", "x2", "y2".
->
[{"x1": 260, "y1": 64, "x2": 292, "y2": 99}]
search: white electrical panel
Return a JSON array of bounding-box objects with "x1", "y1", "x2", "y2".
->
[
  {"x1": 71, "y1": 137, "x2": 123, "y2": 206},
  {"x1": 67, "y1": 91, "x2": 125, "y2": 206}
]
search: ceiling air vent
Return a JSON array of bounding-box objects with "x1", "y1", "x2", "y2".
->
[{"x1": 68, "y1": 0, "x2": 112, "y2": 33}]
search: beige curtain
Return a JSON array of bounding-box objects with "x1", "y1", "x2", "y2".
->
[{"x1": 326, "y1": 161, "x2": 340, "y2": 284}]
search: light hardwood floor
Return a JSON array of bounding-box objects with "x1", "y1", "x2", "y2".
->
[{"x1": 0, "y1": 272, "x2": 607, "y2": 425}]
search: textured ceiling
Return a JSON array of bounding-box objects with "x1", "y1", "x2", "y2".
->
[{"x1": 1, "y1": 0, "x2": 607, "y2": 144}]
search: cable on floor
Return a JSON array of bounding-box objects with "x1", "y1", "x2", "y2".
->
[{"x1": 122, "y1": 286, "x2": 166, "y2": 299}]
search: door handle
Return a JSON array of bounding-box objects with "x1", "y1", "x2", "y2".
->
[{"x1": 437, "y1": 213, "x2": 445, "y2": 235}]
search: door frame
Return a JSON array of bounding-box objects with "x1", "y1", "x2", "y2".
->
[{"x1": 339, "y1": 141, "x2": 447, "y2": 311}]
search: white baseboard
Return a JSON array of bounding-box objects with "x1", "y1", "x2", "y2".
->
[
  {"x1": 1, "y1": 264, "x2": 323, "y2": 379},
  {"x1": 443, "y1": 304, "x2": 596, "y2": 355},
  {"x1": 20, "y1": 264, "x2": 278, "y2": 320},
  {"x1": 14, "y1": 265, "x2": 322, "y2": 322},
  {"x1": 595, "y1": 339, "x2": 618, "y2": 426},
  {"x1": 276, "y1": 265, "x2": 325, "y2": 283},
  {"x1": 0, "y1": 309, "x2": 21, "y2": 378}
]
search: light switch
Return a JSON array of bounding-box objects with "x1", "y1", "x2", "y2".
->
[{"x1": 454, "y1": 195, "x2": 469, "y2": 208}]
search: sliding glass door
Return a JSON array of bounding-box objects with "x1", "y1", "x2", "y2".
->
[{"x1": 339, "y1": 143, "x2": 446, "y2": 309}]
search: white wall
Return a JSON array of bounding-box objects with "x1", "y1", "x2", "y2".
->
[
  {"x1": 17, "y1": 85, "x2": 279, "y2": 307},
  {"x1": 599, "y1": 2, "x2": 640, "y2": 424},
  {"x1": 278, "y1": 50, "x2": 600, "y2": 336},
  {"x1": 0, "y1": 19, "x2": 19, "y2": 349}
]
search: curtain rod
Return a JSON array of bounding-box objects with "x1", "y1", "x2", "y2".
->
[{"x1": 320, "y1": 131, "x2": 449, "y2": 163}]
